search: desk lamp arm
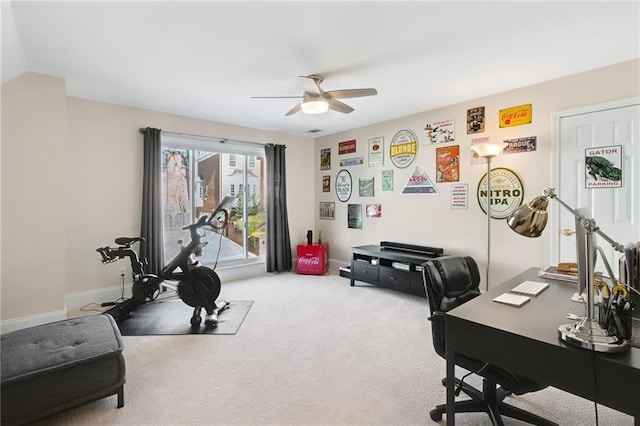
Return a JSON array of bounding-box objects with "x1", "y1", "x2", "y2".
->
[{"x1": 544, "y1": 188, "x2": 626, "y2": 253}]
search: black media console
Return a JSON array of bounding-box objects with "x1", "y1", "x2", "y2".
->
[{"x1": 350, "y1": 241, "x2": 444, "y2": 297}]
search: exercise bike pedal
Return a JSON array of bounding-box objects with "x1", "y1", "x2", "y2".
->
[{"x1": 204, "y1": 314, "x2": 218, "y2": 327}]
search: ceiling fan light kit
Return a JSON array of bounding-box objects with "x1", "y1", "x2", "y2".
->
[
  {"x1": 301, "y1": 100, "x2": 329, "y2": 114},
  {"x1": 251, "y1": 74, "x2": 377, "y2": 116}
]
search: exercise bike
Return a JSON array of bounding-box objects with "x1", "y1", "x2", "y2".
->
[{"x1": 96, "y1": 196, "x2": 236, "y2": 327}]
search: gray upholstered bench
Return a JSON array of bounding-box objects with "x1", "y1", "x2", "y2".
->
[{"x1": 1, "y1": 314, "x2": 125, "y2": 425}]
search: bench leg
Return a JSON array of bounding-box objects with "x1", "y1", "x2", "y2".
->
[{"x1": 117, "y1": 386, "x2": 124, "y2": 408}]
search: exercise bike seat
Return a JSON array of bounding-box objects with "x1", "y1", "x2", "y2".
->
[{"x1": 114, "y1": 236, "x2": 145, "y2": 246}]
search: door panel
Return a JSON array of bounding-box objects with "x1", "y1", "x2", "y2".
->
[{"x1": 556, "y1": 102, "x2": 639, "y2": 279}]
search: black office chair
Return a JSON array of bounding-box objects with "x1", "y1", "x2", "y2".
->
[{"x1": 422, "y1": 256, "x2": 557, "y2": 426}]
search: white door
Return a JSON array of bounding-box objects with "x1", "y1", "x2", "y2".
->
[{"x1": 553, "y1": 98, "x2": 640, "y2": 280}]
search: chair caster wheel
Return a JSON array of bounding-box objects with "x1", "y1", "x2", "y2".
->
[
  {"x1": 190, "y1": 315, "x2": 201, "y2": 327},
  {"x1": 430, "y1": 409, "x2": 443, "y2": 421}
]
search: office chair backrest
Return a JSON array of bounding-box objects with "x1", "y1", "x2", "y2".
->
[{"x1": 422, "y1": 256, "x2": 482, "y2": 358}]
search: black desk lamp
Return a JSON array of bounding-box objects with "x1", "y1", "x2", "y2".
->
[{"x1": 507, "y1": 187, "x2": 628, "y2": 353}]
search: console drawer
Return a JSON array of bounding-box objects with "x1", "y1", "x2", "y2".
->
[
  {"x1": 352, "y1": 261, "x2": 379, "y2": 283},
  {"x1": 379, "y1": 266, "x2": 411, "y2": 290}
]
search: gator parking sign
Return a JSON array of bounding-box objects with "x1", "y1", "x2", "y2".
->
[{"x1": 585, "y1": 145, "x2": 622, "y2": 188}]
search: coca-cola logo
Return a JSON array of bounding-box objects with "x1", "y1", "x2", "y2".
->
[
  {"x1": 501, "y1": 109, "x2": 529, "y2": 125},
  {"x1": 299, "y1": 257, "x2": 321, "y2": 265},
  {"x1": 499, "y1": 104, "x2": 532, "y2": 128}
]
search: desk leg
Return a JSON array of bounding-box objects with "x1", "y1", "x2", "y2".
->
[
  {"x1": 446, "y1": 346, "x2": 455, "y2": 425},
  {"x1": 350, "y1": 260, "x2": 355, "y2": 286}
]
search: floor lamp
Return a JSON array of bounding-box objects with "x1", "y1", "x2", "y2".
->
[{"x1": 471, "y1": 142, "x2": 508, "y2": 291}]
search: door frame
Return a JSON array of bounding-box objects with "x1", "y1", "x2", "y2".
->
[{"x1": 550, "y1": 96, "x2": 640, "y2": 265}]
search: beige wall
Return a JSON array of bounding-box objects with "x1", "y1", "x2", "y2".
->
[
  {"x1": 2, "y1": 60, "x2": 638, "y2": 325},
  {"x1": 1, "y1": 73, "x2": 68, "y2": 319},
  {"x1": 314, "y1": 59, "x2": 640, "y2": 288},
  {"x1": 1, "y1": 72, "x2": 314, "y2": 323}
]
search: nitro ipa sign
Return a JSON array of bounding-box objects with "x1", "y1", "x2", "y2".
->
[
  {"x1": 477, "y1": 167, "x2": 524, "y2": 219},
  {"x1": 499, "y1": 104, "x2": 532, "y2": 128}
]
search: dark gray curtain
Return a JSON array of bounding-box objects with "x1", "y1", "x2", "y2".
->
[
  {"x1": 140, "y1": 127, "x2": 164, "y2": 274},
  {"x1": 265, "y1": 144, "x2": 292, "y2": 272}
]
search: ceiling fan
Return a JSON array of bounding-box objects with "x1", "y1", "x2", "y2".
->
[{"x1": 251, "y1": 74, "x2": 377, "y2": 116}]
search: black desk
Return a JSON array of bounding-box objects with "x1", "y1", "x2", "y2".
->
[{"x1": 445, "y1": 268, "x2": 640, "y2": 425}]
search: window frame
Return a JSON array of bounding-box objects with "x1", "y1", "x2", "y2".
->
[{"x1": 161, "y1": 133, "x2": 266, "y2": 267}]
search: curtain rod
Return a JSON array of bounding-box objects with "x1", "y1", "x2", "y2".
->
[{"x1": 140, "y1": 128, "x2": 267, "y2": 147}]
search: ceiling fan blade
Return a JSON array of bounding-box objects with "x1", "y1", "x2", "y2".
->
[
  {"x1": 328, "y1": 99, "x2": 354, "y2": 114},
  {"x1": 250, "y1": 96, "x2": 303, "y2": 99},
  {"x1": 300, "y1": 75, "x2": 322, "y2": 95},
  {"x1": 326, "y1": 88, "x2": 377, "y2": 99},
  {"x1": 285, "y1": 103, "x2": 302, "y2": 116}
]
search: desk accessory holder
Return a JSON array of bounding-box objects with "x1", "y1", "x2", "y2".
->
[{"x1": 507, "y1": 187, "x2": 639, "y2": 353}]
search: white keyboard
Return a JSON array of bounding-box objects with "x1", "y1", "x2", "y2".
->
[{"x1": 511, "y1": 280, "x2": 549, "y2": 296}]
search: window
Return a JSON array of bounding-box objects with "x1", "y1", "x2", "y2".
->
[{"x1": 161, "y1": 134, "x2": 266, "y2": 267}]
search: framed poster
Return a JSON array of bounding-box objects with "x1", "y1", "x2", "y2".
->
[
  {"x1": 585, "y1": 145, "x2": 622, "y2": 188},
  {"x1": 347, "y1": 204, "x2": 362, "y2": 229},
  {"x1": 319, "y1": 202, "x2": 335, "y2": 220},
  {"x1": 436, "y1": 145, "x2": 460, "y2": 182},
  {"x1": 424, "y1": 119, "x2": 455, "y2": 144},
  {"x1": 381, "y1": 170, "x2": 394, "y2": 191},
  {"x1": 359, "y1": 177, "x2": 374, "y2": 197},
  {"x1": 366, "y1": 204, "x2": 382, "y2": 217},
  {"x1": 320, "y1": 148, "x2": 331, "y2": 170},
  {"x1": 368, "y1": 137, "x2": 384, "y2": 167},
  {"x1": 467, "y1": 107, "x2": 485, "y2": 134},
  {"x1": 335, "y1": 169, "x2": 353, "y2": 202},
  {"x1": 322, "y1": 175, "x2": 331, "y2": 192}
]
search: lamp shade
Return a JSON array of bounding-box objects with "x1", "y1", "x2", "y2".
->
[
  {"x1": 301, "y1": 99, "x2": 329, "y2": 114},
  {"x1": 471, "y1": 142, "x2": 508, "y2": 158},
  {"x1": 506, "y1": 195, "x2": 549, "y2": 238}
]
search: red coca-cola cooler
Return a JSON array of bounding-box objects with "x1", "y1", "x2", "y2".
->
[{"x1": 296, "y1": 243, "x2": 329, "y2": 275}]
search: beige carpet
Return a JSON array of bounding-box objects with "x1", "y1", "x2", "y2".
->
[{"x1": 37, "y1": 272, "x2": 632, "y2": 425}]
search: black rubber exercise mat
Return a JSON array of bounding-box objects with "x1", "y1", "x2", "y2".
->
[{"x1": 115, "y1": 298, "x2": 253, "y2": 336}]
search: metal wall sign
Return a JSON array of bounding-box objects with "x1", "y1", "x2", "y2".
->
[
  {"x1": 585, "y1": 145, "x2": 622, "y2": 188},
  {"x1": 504, "y1": 136, "x2": 537, "y2": 154},
  {"x1": 477, "y1": 167, "x2": 524, "y2": 219},
  {"x1": 402, "y1": 167, "x2": 438, "y2": 194},
  {"x1": 499, "y1": 104, "x2": 532, "y2": 128},
  {"x1": 389, "y1": 129, "x2": 418, "y2": 168},
  {"x1": 335, "y1": 169, "x2": 353, "y2": 202}
]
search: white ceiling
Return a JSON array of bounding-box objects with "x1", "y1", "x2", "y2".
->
[{"x1": 2, "y1": 1, "x2": 639, "y2": 138}]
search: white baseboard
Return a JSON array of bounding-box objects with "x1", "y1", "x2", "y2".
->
[
  {"x1": 0, "y1": 285, "x2": 132, "y2": 334},
  {"x1": 0, "y1": 261, "x2": 307, "y2": 334},
  {"x1": 0, "y1": 309, "x2": 67, "y2": 334},
  {"x1": 65, "y1": 284, "x2": 134, "y2": 311}
]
